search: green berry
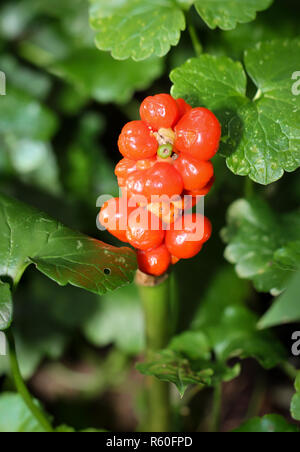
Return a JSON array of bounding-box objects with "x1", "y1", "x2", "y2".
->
[{"x1": 157, "y1": 143, "x2": 173, "y2": 159}]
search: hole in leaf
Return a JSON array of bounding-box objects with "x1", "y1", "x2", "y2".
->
[{"x1": 104, "y1": 268, "x2": 111, "y2": 276}]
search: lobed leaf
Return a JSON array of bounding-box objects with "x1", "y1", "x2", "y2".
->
[
  {"x1": 171, "y1": 39, "x2": 300, "y2": 185},
  {"x1": 222, "y1": 198, "x2": 300, "y2": 295},
  {"x1": 195, "y1": 0, "x2": 273, "y2": 31},
  {"x1": 89, "y1": 0, "x2": 187, "y2": 61}
]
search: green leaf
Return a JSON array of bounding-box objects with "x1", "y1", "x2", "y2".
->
[
  {"x1": 274, "y1": 241, "x2": 300, "y2": 271},
  {"x1": 195, "y1": 0, "x2": 273, "y2": 31},
  {"x1": 89, "y1": 0, "x2": 187, "y2": 61},
  {"x1": 191, "y1": 266, "x2": 251, "y2": 329},
  {"x1": 291, "y1": 373, "x2": 300, "y2": 421},
  {"x1": 234, "y1": 414, "x2": 299, "y2": 432},
  {"x1": 192, "y1": 267, "x2": 285, "y2": 369},
  {"x1": 291, "y1": 395, "x2": 300, "y2": 422},
  {"x1": 137, "y1": 348, "x2": 238, "y2": 397},
  {"x1": 0, "y1": 87, "x2": 57, "y2": 141},
  {"x1": 202, "y1": 306, "x2": 285, "y2": 369},
  {"x1": 0, "y1": 393, "x2": 47, "y2": 433},
  {"x1": 50, "y1": 48, "x2": 163, "y2": 104},
  {"x1": 0, "y1": 193, "x2": 137, "y2": 295},
  {"x1": 259, "y1": 270, "x2": 300, "y2": 328},
  {"x1": 222, "y1": 198, "x2": 300, "y2": 295},
  {"x1": 228, "y1": 39, "x2": 300, "y2": 184},
  {"x1": 83, "y1": 285, "x2": 145, "y2": 355},
  {"x1": 170, "y1": 39, "x2": 300, "y2": 185},
  {"x1": 0, "y1": 280, "x2": 12, "y2": 330},
  {"x1": 171, "y1": 54, "x2": 247, "y2": 110}
]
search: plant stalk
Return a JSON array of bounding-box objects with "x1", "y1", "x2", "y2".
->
[
  {"x1": 188, "y1": 24, "x2": 203, "y2": 57},
  {"x1": 210, "y1": 383, "x2": 222, "y2": 432},
  {"x1": 136, "y1": 271, "x2": 172, "y2": 432},
  {"x1": 6, "y1": 328, "x2": 54, "y2": 432}
]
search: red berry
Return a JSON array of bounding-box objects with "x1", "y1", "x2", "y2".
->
[
  {"x1": 118, "y1": 120, "x2": 158, "y2": 160},
  {"x1": 144, "y1": 162, "x2": 183, "y2": 199},
  {"x1": 165, "y1": 213, "x2": 212, "y2": 259},
  {"x1": 126, "y1": 208, "x2": 165, "y2": 251},
  {"x1": 176, "y1": 98, "x2": 192, "y2": 118},
  {"x1": 99, "y1": 198, "x2": 133, "y2": 243},
  {"x1": 126, "y1": 170, "x2": 147, "y2": 199},
  {"x1": 174, "y1": 155, "x2": 214, "y2": 191},
  {"x1": 175, "y1": 108, "x2": 221, "y2": 161},
  {"x1": 115, "y1": 157, "x2": 156, "y2": 187},
  {"x1": 140, "y1": 94, "x2": 180, "y2": 131},
  {"x1": 137, "y1": 245, "x2": 171, "y2": 276},
  {"x1": 115, "y1": 158, "x2": 137, "y2": 186},
  {"x1": 184, "y1": 176, "x2": 215, "y2": 198}
]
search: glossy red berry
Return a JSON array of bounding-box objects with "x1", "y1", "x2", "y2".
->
[
  {"x1": 126, "y1": 170, "x2": 147, "y2": 199},
  {"x1": 175, "y1": 108, "x2": 221, "y2": 161},
  {"x1": 115, "y1": 158, "x2": 137, "y2": 187},
  {"x1": 126, "y1": 208, "x2": 165, "y2": 251},
  {"x1": 176, "y1": 98, "x2": 192, "y2": 118},
  {"x1": 99, "y1": 197, "x2": 133, "y2": 243},
  {"x1": 137, "y1": 244, "x2": 171, "y2": 276},
  {"x1": 174, "y1": 155, "x2": 214, "y2": 191},
  {"x1": 115, "y1": 157, "x2": 156, "y2": 187},
  {"x1": 184, "y1": 176, "x2": 215, "y2": 198},
  {"x1": 144, "y1": 162, "x2": 183, "y2": 199},
  {"x1": 118, "y1": 120, "x2": 158, "y2": 160},
  {"x1": 140, "y1": 94, "x2": 180, "y2": 131},
  {"x1": 165, "y1": 214, "x2": 212, "y2": 259}
]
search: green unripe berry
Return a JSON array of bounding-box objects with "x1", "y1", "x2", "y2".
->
[{"x1": 157, "y1": 143, "x2": 173, "y2": 159}]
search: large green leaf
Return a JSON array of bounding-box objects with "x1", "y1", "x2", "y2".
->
[
  {"x1": 222, "y1": 198, "x2": 300, "y2": 295},
  {"x1": 0, "y1": 393, "x2": 47, "y2": 433},
  {"x1": 136, "y1": 338, "x2": 239, "y2": 397},
  {"x1": 0, "y1": 193, "x2": 137, "y2": 295},
  {"x1": 171, "y1": 39, "x2": 300, "y2": 185},
  {"x1": 229, "y1": 39, "x2": 300, "y2": 184},
  {"x1": 0, "y1": 280, "x2": 12, "y2": 330},
  {"x1": 291, "y1": 373, "x2": 300, "y2": 422},
  {"x1": 89, "y1": 0, "x2": 187, "y2": 61},
  {"x1": 201, "y1": 305, "x2": 285, "y2": 369},
  {"x1": 195, "y1": 0, "x2": 273, "y2": 31},
  {"x1": 259, "y1": 269, "x2": 300, "y2": 328},
  {"x1": 191, "y1": 266, "x2": 285, "y2": 368},
  {"x1": 234, "y1": 414, "x2": 299, "y2": 433}
]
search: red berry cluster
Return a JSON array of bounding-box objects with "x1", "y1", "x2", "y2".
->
[{"x1": 99, "y1": 94, "x2": 221, "y2": 277}]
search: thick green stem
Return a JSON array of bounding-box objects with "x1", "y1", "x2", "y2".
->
[
  {"x1": 210, "y1": 383, "x2": 222, "y2": 432},
  {"x1": 6, "y1": 328, "x2": 54, "y2": 433},
  {"x1": 137, "y1": 271, "x2": 172, "y2": 432}
]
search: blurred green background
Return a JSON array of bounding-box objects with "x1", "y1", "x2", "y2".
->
[{"x1": 0, "y1": 0, "x2": 299, "y2": 432}]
